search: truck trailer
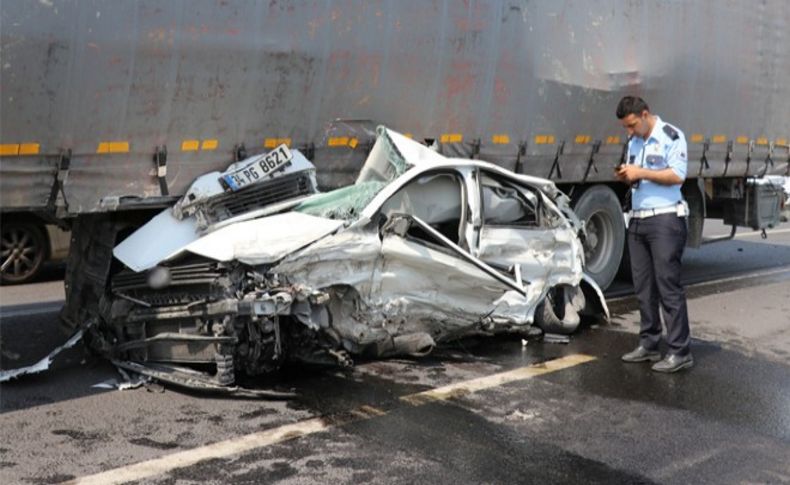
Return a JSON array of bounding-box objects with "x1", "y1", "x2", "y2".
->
[{"x1": 1, "y1": 0, "x2": 788, "y2": 297}]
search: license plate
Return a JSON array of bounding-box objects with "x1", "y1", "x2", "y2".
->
[{"x1": 220, "y1": 144, "x2": 293, "y2": 191}]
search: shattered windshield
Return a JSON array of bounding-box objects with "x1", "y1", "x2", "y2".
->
[
  {"x1": 295, "y1": 181, "x2": 387, "y2": 220},
  {"x1": 295, "y1": 127, "x2": 410, "y2": 220},
  {"x1": 355, "y1": 126, "x2": 409, "y2": 184}
]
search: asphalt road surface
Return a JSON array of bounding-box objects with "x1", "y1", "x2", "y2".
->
[{"x1": 1, "y1": 219, "x2": 789, "y2": 485}]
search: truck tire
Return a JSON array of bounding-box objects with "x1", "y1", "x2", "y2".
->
[
  {"x1": 1, "y1": 222, "x2": 48, "y2": 285},
  {"x1": 571, "y1": 185, "x2": 625, "y2": 290}
]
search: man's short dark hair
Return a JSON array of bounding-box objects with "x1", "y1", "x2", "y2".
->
[{"x1": 616, "y1": 96, "x2": 650, "y2": 119}]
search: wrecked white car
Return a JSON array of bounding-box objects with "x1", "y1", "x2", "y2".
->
[{"x1": 80, "y1": 127, "x2": 608, "y2": 393}]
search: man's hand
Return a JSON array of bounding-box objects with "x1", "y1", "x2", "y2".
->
[
  {"x1": 615, "y1": 164, "x2": 643, "y2": 184},
  {"x1": 615, "y1": 165, "x2": 684, "y2": 186}
]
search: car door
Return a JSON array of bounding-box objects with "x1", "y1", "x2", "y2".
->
[
  {"x1": 370, "y1": 169, "x2": 526, "y2": 338},
  {"x1": 473, "y1": 169, "x2": 580, "y2": 287}
]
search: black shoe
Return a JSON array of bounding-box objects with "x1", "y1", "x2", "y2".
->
[
  {"x1": 621, "y1": 346, "x2": 661, "y2": 363},
  {"x1": 651, "y1": 353, "x2": 694, "y2": 373}
]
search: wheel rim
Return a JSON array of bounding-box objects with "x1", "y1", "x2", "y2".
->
[
  {"x1": 583, "y1": 211, "x2": 614, "y2": 274},
  {"x1": 1, "y1": 225, "x2": 45, "y2": 282}
]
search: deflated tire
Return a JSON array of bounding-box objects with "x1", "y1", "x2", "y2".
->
[{"x1": 535, "y1": 285, "x2": 586, "y2": 334}]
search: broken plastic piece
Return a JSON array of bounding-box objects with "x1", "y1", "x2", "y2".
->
[
  {"x1": 0, "y1": 329, "x2": 84, "y2": 382},
  {"x1": 112, "y1": 360, "x2": 297, "y2": 399},
  {"x1": 542, "y1": 333, "x2": 571, "y2": 344}
]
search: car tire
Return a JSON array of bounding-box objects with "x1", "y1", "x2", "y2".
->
[
  {"x1": 535, "y1": 285, "x2": 585, "y2": 334},
  {"x1": 1, "y1": 222, "x2": 48, "y2": 285},
  {"x1": 571, "y1": 185, "x2": 625, "y2": 290}
]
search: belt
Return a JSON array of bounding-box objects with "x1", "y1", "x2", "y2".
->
[{"x1": 630, "y1": 204, "x2": 682, "y2": 219}]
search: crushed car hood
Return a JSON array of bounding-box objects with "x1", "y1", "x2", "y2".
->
[
  {"x1": 115, "y1": 212, "x2": 343, "y2": 270},
  {"x1": 114, "y1": 146, "x2": 320, "y2": 271},
  {"x1": 182, "y1": 212, "x2": 343, "y2": 265},
  {"x1": 113, "y1": 208, "x2": 203, "y2": 272}
]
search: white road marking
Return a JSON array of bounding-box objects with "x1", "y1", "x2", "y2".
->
[
  {"x1": 653, "y1": 446, "x2": 728, "y2": 478},
  {"x1": 708, "y1": 227, "x2": 790, "y2": 239},
  {"x1": 607, "y1": 265, "x2": 790, "y2": 304},
  {"x1": 64, "y1": 353, "x2": 596, "y2": 485},
  {"x1": 685, "y1": 265, "x2": 790, "y2": 289}
]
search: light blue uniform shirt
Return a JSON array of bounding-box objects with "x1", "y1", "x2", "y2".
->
[{"x1": 627, "y1": 116, "x2": 688, "y2": 210}]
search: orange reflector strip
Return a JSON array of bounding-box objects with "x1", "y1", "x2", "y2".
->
[
  {"x1": 491, "y1": 134, "x2": 510, "y2": 145},
  {"x1": 328, "y1": 136, "x2": 349, "y2": 147},
  {"x1": 736, "y1": 136, "x2": 749, "y2": 145},
  {"x1": 534, "y1": 135, "x2": 555, "y2": 145},
  {"x1": 756, "y1": 137, "x2": 769, "y2": 146},
  {"x1": 574, "y1": 135, "x2": 591, "y2": 144},
  {"x1": 97, "y1": 141, "x2": 130, "y2": 153},
  {"x1": 440, "y1": 133, "x2": 463, "y2": 143},
  {"x1": 264, "y1": 138, "x2": 291, "y2": 148},
  {"x1": 181, "y1": 140, "x2": 199, "y2": 151},
  {"x1": 711, "y1": 135, "x2": 727, "y2": 144},
  {"x1": 403, "y1": 133, "x2": 413, "y2": 139},
  {"x1": 690, "y1": 134, "x2": 704, "y2": 143},
  {"x1": 349, "y1": 137, "x2": 359, "y2": 149},
  {"x1": 0, "y1": 144, "x2": 20, "y2": 156},
  {"x1": 18, "y1": 143, "x2": 40, "y2": 155},
  {"x1": 605, "y1": 136, "x2": 621, "y2": 144},
  {"x1": 201, "y1": 139, "x2": 218, "y2": 150}
]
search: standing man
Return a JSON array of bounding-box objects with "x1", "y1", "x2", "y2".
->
[{"x1": 615, "y1": 96, "x2": 693, "y2": 372}]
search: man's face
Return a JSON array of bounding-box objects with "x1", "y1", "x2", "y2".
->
[{"x1": 620, "y1": 111, "x2": 651, "y2": 139}]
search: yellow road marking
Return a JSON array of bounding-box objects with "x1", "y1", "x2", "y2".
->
[
  {"x1": 401, "y1": 354, "x2": 596, "y2": 405},
  {"x1": 62, "y1": 417, "x2": 330, "y2": 485},
  {"x1": 64, "y1": 354, "x2": 595, "y2": 485}
]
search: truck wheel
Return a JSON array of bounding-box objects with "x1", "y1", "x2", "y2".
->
[
  {"x1": 1, "y1": 222, "x2": 48, "y2": 284},
  {"x1": 571, "y1": 185, "x2": 625, "y2": 290}
]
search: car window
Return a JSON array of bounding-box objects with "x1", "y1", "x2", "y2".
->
[
  {"x1": 380, "y1": 171, "x2": 465, "y2": 245},
  {"x1": 479, "y1": 172, "x2": 539, "y2": 227}
]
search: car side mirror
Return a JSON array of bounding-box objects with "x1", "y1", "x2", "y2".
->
[{"x1": 380, "y1": 213, "x2": 411, "y2": 237}]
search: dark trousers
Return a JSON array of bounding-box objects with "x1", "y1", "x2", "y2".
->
[{"x1": 627, "y1": 213, "x2": 691, "y2": 356}]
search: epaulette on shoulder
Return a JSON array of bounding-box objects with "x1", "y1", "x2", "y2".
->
[{"x1": 662, "y1": 124, "x2": 680, "y2": 141}]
